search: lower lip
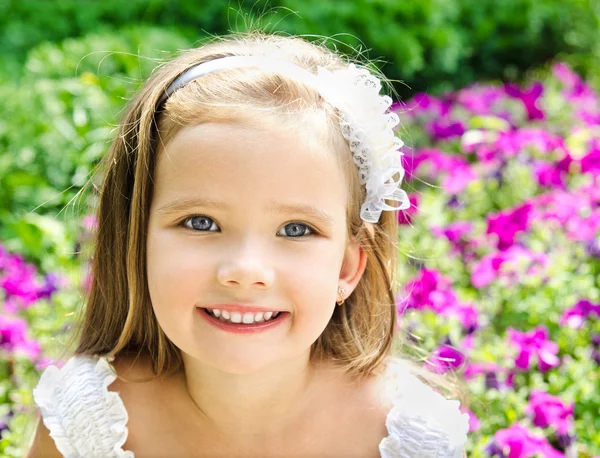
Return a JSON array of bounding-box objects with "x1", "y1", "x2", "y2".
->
[{"x1": 196, "y1": 308, "x2": 287, "y2": 334}]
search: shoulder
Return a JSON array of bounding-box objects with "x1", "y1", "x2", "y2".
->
[
  {"x1": 377, "y1": 358, "x2": 470, "y2": 458},
  {"x1": 32, "y1": 354, "x2": 133, "y2": 458}
]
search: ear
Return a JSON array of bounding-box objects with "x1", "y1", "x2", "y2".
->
[{"x1": 338, "y1": 225, "x2": 372, "y2": 297}]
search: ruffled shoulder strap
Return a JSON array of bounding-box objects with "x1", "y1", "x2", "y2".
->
[
  {"x1": 32, "y1": 354, "x2": 133, "y2": 458},
  {"x1": 378, "y1": 358, "x2": 469, "y2": 458}
]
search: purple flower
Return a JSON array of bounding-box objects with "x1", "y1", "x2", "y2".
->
[
  {"x1": 486, "y1": 203, "x2": 532, "y2": 250},
  {"x1": 428, "y1": 344, "x2": 467, "y2": 374},
  {"x1": 456, "y1": 84, "x2": 507, "y2": 116},
  {"x1": 470, "y1": 245, "x2": 547, "y2": 288},
  {"x1": 559, "y1": 300, "x2": 600, "y2": 328},
  {"x1": 494, "y1": 128, "x2": 566, "y2": 159},
  {"x1": 411, "y1": 148, "x2": 477, "y2": 194},
  {"x1": 507, "y1": 326, "x2": 560, "y2": 372},
  {"x1": 580, "y1": 145, "x2": 600, "y2": 176},
  {"x1": 401, "y1": 93, "x2": 452, "y2": 118},
  {"x1": 397, "y1": 268, "x2": 459, "y2": 314},
  {"x1": 440, "y1": 303, "x2": 481, "y2": 334},
  {"x1": 492, "y1": 424, "x2": 565, "y2": 458},
  {"x1": 0, "y1": 314, "x2": 41, "y2": 360},
  {"x1": 504, "y1": 82, "x2": 546, "y2": 121},
  {"x1": 397, "y1": 193, "x2": 419, "y2": 226},
  {"x1": 532, "y1": 155, "x2": 573, "y2": 190},
  {"x1": 426, "y1": 119, "x2": 466, "y2": 141},
  {"x1": 0, "y1": 247, "x2": 63, "y2": 309},
  {"x1": 526, "y1": 390, "x2": 574, "y2": 434},
  {"x1": 432, "y1": 221, "x2": 474, "y2": 244}
]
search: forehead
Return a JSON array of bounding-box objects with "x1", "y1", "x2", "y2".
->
[{"x1": 152, "y1": 119, "x2": 349, "y2": 218}]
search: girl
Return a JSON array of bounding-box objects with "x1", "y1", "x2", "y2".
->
[{"x1": 27, "y1": 32, "x2": 470, "y2": 458}]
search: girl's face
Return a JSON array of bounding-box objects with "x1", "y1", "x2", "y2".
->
[{"x1": 146, "y1": 118, "x2": 357, "y2": 374}]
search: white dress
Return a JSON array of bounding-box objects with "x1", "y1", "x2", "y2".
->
[{"x1": 32, "y1": 355, "x2": 469, "y2": 458}]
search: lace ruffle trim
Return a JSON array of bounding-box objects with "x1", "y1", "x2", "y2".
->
[
  {"x1": 378, "y1": 359, "x2": 470, "y2": 458},
  {"x1": 33, "y1": 355, "x2": 133, "y2": 458}
]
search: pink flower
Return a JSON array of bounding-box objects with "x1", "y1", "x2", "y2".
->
[
  {"x1": 456, "y1": 84, "x2": 507, "y2": 116},
  {"x1": 486, "y1": 203, "x2": 532, "y2": 250},
  {"x1": 504, "y1": 82, "x2": 546, "y2": 121},
  {"x1": 411, "y1": 148, "x2": 477, "y2": 194},
  {"x1": 461, "y1": 407, "x2": 481, "y2": 433},
  {"x1": 428, "y1": 344, "x2": 466, "y2": 374},
  {"x1": 471, "y1": 245, "x2": 547, "y2": 289},
  {"x1": 580, "y1": 145, "x2": 600, "y2": 175},
  {"x1": 526, "y1": 390, "x2": 574, "y2": 434},
  {"x1": 440, "y1": 304, "x2": 481, "y2": 334},
  {"x1": 398, "y1": 268, "x2": 458, "y2": 314},
  {"x1": 560, "y1": 300, "x2": 600, "y2": 328},
  {"x1": 400, "y1": 93, "x2": 452, "y2": 118},
  {"x1": 490, "y1": 424, "x2": 564, "y2": 458},
  {"x1": 0, "y1": 314, "x2": 41, "y2": 360},
  {"x1": 397, "y1": 193, "x2": 419, "y2": 226},
  {"x1": 507, "y1": 326, "x2": 560, "y2": 372}
]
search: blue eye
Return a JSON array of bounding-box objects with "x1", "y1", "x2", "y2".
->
[
  {"x1": 180, "y1": 216, "x2": 316, "y2": 238},
  {"x1": 278, "y1": 222, "x2": 315, "y2": 238},
  {"x1": 182, "y1": 216, "x2": 219, "y2": 232}
]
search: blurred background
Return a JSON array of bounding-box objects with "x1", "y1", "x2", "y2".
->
[{"x1": 1, "y1": 1, "x2": 599, "y2": 456}]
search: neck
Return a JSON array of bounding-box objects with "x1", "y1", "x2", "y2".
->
[{"x1": 180, "y1": 352, "x2": 323, "y2": 439}]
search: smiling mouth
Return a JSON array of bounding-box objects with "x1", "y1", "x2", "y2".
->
[{"x1": 202, "y1": 308, "x2": 283, "y2": 325}]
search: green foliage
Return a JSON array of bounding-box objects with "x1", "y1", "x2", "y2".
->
[
  {"x1": 2, "y1": 0, "x2": 599, "y2": 97},
  {"x1": 0, "y1": 26, "x2": 191, "y2": 264}
]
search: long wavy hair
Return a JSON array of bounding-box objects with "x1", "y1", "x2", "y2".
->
[{"x1": 65, "y1": 30, "x2": 469, "y2": 406}]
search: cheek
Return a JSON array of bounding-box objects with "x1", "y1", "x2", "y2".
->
[
  {"x1": 280, "y1": 248, "x2": 342, "y2": 327},
  {"x1": 146, "y1": 230, "x2": 210, "y2": 311}
]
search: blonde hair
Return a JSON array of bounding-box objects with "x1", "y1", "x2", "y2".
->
[{"x1": 66, "y1": 31, "x2": 469, "y2": 407}]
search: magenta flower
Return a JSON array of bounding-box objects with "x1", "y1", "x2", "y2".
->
[
  {"x1": 486, "y1": 203, "x2": 532, "y2": 250},
  {"x1": 494, "y1": 128, "x2": 566, "y2": 159},
  {"x1": 456, "y1": 84, "x2": 507, "y2": 116},
  {"x1": 463, "y1": 361, "x2": 515, "y2": 390},
  {"x1": 433, "y1": 221, "x2": 473, "y2": 244},
  {"x1": 428, "y1": 344, "x2": 466, "y2": 374},
  {"x1": 507, "y1": 326, "x2": 560, "y2": 372},
  {"x1": 471, "y1": 245, "x2": 547, "y2": 289},
  {"x1": 440, "y1": 303, "x2": 481, "y2": 334},
  {"x1": 426, "y1": 119, "x2": 466, "y2": 141},
  {"x1": 461, "y1": 407, "x2": 481, "y2": 433},
  {"x1": 397, "y1": 193, "x2": 419, "y2": 226},
  {"x1": 411, "y1": 148, "x2": 477, "y2": 194},
  {"x1": 579, "y1": 145, "x2": 600, "y2": 176},
  {"x1": 559, "y1": 300, "x2": 600, "y2": 328},
  {"x1": 504, "y1": 81, "x2": 546, "y2": 121},
  {"x1": 526, "y1": 390, "x2": 574, "y2": 434},
  {"x1": 398, "y1": 268, "x2": 459, "y2": 315},
  {"x1": 399, "y1": 92, "x2": 452, "y2": 118},
  {"x1": 491, "y1": 424, "x2": 564, "y2": 458},
  {"x1": 0, "y1": 314, "x2": 41, "y2": 360}
]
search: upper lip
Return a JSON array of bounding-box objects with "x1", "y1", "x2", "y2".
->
[{"x1": 198, "y1": 304, "x2": 284, "y2": 313}]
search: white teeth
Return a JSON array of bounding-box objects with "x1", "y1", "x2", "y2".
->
[{"x1": 207, "y1": 308, "x2": 281, "y2": 324}]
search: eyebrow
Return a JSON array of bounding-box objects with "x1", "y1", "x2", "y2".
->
[{"x1": 157, "y1": 197, "x2": 336, "y2": 227}]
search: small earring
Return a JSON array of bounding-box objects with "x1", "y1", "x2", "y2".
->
[{"x1": 336, "y1": 286, "x2": 347, "y2": 306}]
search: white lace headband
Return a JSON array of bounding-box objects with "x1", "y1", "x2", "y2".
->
[{"x1": 158, "y1": 56, "x2": 410, "y2": 223}]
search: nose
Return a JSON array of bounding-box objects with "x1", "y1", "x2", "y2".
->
[{"x1": 216, "y1": 240, "x2": 275, "y2": 289}]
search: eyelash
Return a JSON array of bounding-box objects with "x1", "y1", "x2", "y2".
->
[{"x1": 178, "y1": 215, "x2": 318, "y2": 238}]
